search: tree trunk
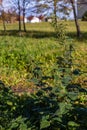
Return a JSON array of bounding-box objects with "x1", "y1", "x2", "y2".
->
[
  {"x1": 18, "y1": 0, "x2": 21, "y2": 32},
  {"x1": 23, "y1": 9, "x2": 26, "y2": 32},
  {"x1": 2, "y1": 18, "x2": 6, "y2": 32},
  {"x1": 54, "y1": 0, "x2": 57, "y2": 25},
  {"x1": 70, "y1": 0, "x2": 81, "y2": 38},
  {"x1": 1, "y1": 12, "x2": 6, "y2": 32},
  {"x1": 23, "y1": 0, "x2": 26, "y2": 32}
]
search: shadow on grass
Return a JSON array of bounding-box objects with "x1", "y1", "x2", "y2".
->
[
  {"x1": 67, "y1": 31, "x2": 87, "y2": 42},
  {"x1": 0, "y1": 30, "x2": 55, "y2": 39},
  {"x1": 0, "y1": 30, "x2": 87, "y2": 40}
]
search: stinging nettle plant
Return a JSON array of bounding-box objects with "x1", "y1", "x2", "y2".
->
[{"x1": 51, "y1": 16, "x2": 67, "y2": 44}]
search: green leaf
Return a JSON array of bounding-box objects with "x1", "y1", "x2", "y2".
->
[
  {"x1": 55, "y1": 103, "x2": 66, "y2": 116},
  {"x1": 7, "y1": 101, "x2": 13, "y2": 106},
  {"x1": 40, "y1": 115, "x2": 50, "y2": 129},
  {"x1": 27, "y1": 128, "x2": 31, "y2": 130},
  {"x1": 68, "y1": 121, "x2": 79, "y2": 127},
  {"x1": 10, "y1": 122, "x2": 19, "y2": 129},
  {"x1": 68, "y1": 92, "x2": 78, "y2": 101},
  {"x1": 53, "y1": 117, "x2": 62, "y2": 123},
  {"x1": 19, "y1": 123, "x2": 27, "y2": 130},
  {"x1": 0, "y1": 125, "x2": 4, "y2": 130}
]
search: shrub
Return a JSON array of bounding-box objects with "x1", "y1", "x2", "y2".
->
[{"x1": 51, "y1": 17, "x2": 66, "y2": 44}]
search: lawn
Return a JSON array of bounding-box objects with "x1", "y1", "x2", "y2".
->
[{"x1": 0, "y1": 21, "x2": 87, "y2": 90}]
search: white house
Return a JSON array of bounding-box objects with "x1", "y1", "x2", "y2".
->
[
  {"x1": 28, "y1": 16, "x2": 41, "y2": 23},
  {"x1": 24, "y1": 17, "x2": 28, "y2": 23}
]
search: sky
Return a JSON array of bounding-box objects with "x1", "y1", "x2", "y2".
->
[{"x1": 1, "y1": 0, "x2": 77, "y2": 19}]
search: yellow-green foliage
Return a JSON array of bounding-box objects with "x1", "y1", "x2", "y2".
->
[{"x1": 0, "y1": 21, "x2": 87, "y2": 87}]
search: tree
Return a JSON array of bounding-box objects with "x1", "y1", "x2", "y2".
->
[
  {"x1": 70, "y1": 0, "x2": 81, "y2": 37},
  {"x1": 36, "y1": 0, "x2": 72, "y2": 23},
  {"x1": 36, "y1": 0, "x2": 81, "y2": 38},
  {"x1": 8, "y1": 0, "x2": 22, "y2": 32},
  {"x1": 18, "y1": 0, "x2": 29, "y2": 32},
  {"x1": 22, "y1": 0, "x2": 30, "y2": 32},
  {"x1": 17, "y1": 0, "x2": 21, "y2": 32},
  {"x1": 36, "y1": 0, "x2": 60, "y2": 21},
  {"x1": 22, "y1": 0, "x2": 26, "y2": 32},
  {"x1": 63, "y1": 0, "x2": 81, "y2": 37},
  {"x1": 0, "y1": 0, "x2": 6, "y2": 32},
  {"x1": 16, "y1": 0, "x2": 27, "y2": 32},
  {"x1": 8, "y1": 0, "x2": 32, "y2": 32},
  {"x1": 53, "y1": 0, "x2": 58, "y2": 24},
  {"x1": 7, "y1": 8, "x2": 17, "y2": 23}
]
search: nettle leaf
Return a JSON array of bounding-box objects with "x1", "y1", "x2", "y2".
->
[
  {"x1": 19, "y1": 123, "x2": 27, "y2": 130},
  {"x1": 53, "y1": 117, "x2": 62, "y2": 123},
  {"x1": 54, "y1": 102, "x2": 66, "y2": 116},
  {"x1": 68, "y1": 121, "x2": 79, "y2": 127},
  {"x1": 10, "y1": 122, "x2": 19, "y2": 129},
  {"x1": 58, "y1": 87, "x2": 67, "y2": 98},
  {"x1": 62, "y1": 76, "x2": 72, "y2": 85},
  {"x1": 68, "y1": 92, "x2": 78, "y2": 101},
  {"x1": 6, "y1": 101, "x2": 13, "y2": 106},
  {"x1": 40, "y1": 115, "x2": 50, "y2": 129},
  {"x1": 58, "y1": 102, "x2": 66, "y2": 114},
  {"x1": 65, "y1": 103, "x2": 73, "y2": 110}
]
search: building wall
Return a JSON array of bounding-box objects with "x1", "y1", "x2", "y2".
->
[
  {"x1": 30, "y1": 17, "x2": 40, "y2": 23},
  {"x1": 77, "y1": 0, "x2": 87, "y2": 18}
]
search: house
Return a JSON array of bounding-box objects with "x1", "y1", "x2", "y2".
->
[
  {"x1": 27, "y1": 16, "x2": 41, "y2": 23},
  {"x1": 38, "y1": 15, "x2": 45, "y2": 22},
  {"x1": 77, "y1": 0, "x2": 87, "y2": 19},
  {"x1": 44, "y1": 16, "x2": 59, "y2": 22}
]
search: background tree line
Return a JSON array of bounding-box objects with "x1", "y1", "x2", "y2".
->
[{"x1": 0, "y1": 0, "x2": 87, "y2": 37}]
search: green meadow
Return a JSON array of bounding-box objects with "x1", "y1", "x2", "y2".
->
[{"x1": 0, "y1": 21, "x2": 87, "y2": 88}]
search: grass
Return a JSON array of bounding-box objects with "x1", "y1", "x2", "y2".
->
[{"x1": 0, "y1": 21, "x2": 87, "y2": 89}]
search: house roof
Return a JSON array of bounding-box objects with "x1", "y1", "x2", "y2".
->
[
  {"x1": 38, "y1": 15, "x2": 44, "y2": 20},
  {"x1": 27, "y1": 16, "x2": 34, "y2": 21}
]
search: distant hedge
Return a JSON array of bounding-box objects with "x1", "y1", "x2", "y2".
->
[{"x1": 82, "y1": 11, "x2": 87, "y2": 21}]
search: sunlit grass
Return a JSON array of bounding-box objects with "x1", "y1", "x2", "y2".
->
[{"x1": 0, "y1": 21, "x2": 87, "y2": 87}]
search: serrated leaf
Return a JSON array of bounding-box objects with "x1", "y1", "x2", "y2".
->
[
  {"x1": 54, "y1": 103, "x2": 66, "y2": 116},
  {"x1": 40, "y1": 115, "x2": 50, "y2": 129}
]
